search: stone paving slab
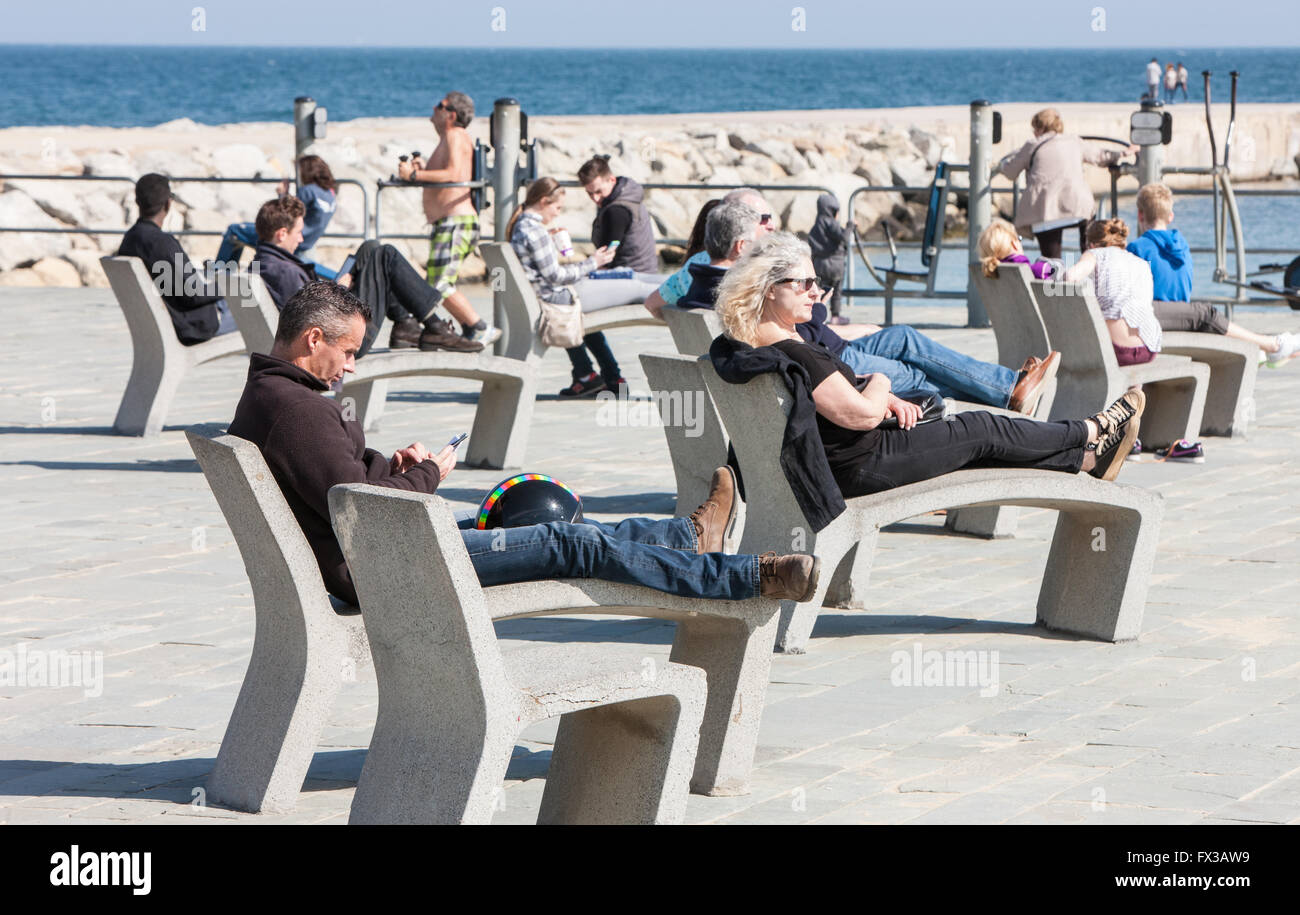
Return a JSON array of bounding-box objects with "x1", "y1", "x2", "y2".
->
[{"x1": 1, "y1": 287, "x2": 1298, "y2": 825}]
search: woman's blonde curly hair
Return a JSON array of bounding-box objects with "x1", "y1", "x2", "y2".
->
[{"x1": 715, "y1": 231, "x2": 812, "y2": 345}]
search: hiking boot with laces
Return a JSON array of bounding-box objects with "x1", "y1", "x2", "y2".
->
[
  {"x1": 688, "y1": 467, "x2": 737, "y2": 554},
  {"x1": 758, "y1": 552, "x2": 821, "y2": 602},
  {"x1": 419, "y1": 318, "x2": 484, "y2": 353},
  {"x1": 1088, "y1": 388, "x2": 1144, "y2": 438}
]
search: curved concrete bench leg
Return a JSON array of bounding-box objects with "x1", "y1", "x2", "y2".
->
[
  {"x1": 539, "y1": 694, "x2": 699, "y2": 824},
  {"x1": 775, "y1": 528, "x2": 868, "y2": 654},
  {"x1": 114, "y1": 357, "x2": 186, "y2": 436},
  {"x1": 1140, "y1": 375, "x2": 1209, "y2": 448},
  {"x1": 464, "y1": 373, "x2": 536, "y2": 469},
  {"x1": 946, "y1": 504, "x2": 1021, "y2": 539},
  {"x1": 339, "y1": 379, "x2": 390, "y2": 432},
  {"x1": 1038, "y1": 503, "x2": 1159, "y2": 641},
  {"x1": 206, "y1": 624, "x2": 350, "y2": 813},
  {"x1": 669, "y1": 613, "x2": 778, "y2": 796}
]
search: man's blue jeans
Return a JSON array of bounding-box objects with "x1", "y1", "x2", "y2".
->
[
  {"x1": 837, "y1": 325, "x2": 1015, "y2": 407},
  {"x1": 455, "y1": 515, "x2": 760, "y2": 601}
]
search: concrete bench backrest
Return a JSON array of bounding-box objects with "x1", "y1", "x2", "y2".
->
[
  {"x1": 969, "y1": 263, "x2": 1053, "y2": 371},
  {"x1": 225, "y1": 273, "x2": 280, "y2": 355},
  {"x1": 1029, "y1": 278, "x2": 1123, "y2": 379},
  {"x1": 185, "y1": 428, "x2": 342, "y2": 625},
  {"x1": 662, "y1": 305, "x2": 722, "y2": 357},
  {"x1": 101, "y1": 256, "x2": 184, "y2": 361},
  {"x1": 328, "y1": 484, "x2": 515, "y2": 712},
  {"x1": 478, "y1": 242, "x2": 546, "y2": 363},
  {"x1": 699, "y1": 358, "x2": 808, "y2": 525}
]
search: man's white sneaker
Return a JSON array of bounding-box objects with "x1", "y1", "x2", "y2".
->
[{"x1": 1266, "y1": 332, "x2": 1300, "y2": 367}]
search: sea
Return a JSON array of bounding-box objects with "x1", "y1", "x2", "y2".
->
[
  {"x1": 2, "y1": 44, "x2": 1296, "y2": 310},
  {"x1": 2, "y1": 45, "x2": 1298, "y2": 127}
]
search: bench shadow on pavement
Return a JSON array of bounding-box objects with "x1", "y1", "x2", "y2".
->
[{"x1": 0, "y1": 460, "x2": 199, "y2": 473}]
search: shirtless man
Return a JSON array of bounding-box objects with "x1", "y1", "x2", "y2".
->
[{"x1": 397, "y1": 91, "x2": 500, "y2": 345}]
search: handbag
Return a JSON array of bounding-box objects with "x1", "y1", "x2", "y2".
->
[
  {"x1": 874, "y1": 390, "x2": 947, "y2": 430},
  {"x1": 537, "y1": 286, "x2": 585, "y2": 348}
]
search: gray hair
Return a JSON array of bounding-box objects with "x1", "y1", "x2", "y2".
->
[
  {"x1": 714, "y1": 231, "x2": 812, "y2": 346},
  {"x1": 275, "y1": 281, "x2": 372, "y2": 346},
  {"x1": 704, "y1": 201, "x2": 761, "y2": 261},
  {"x1": 444, "y1": 91, "x2": 474, "y2": 128}
]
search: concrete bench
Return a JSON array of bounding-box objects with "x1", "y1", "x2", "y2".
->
[
  {"x1": 225, "y1": 271, "x2": 536, "y2": 469},
  {"x1": 185, "y1": 427, "x2": 370, "y2": 814},
  {"x1": 101, "y1": 256, "x2": 246, "y2": 436},
  {"x1": 330, "y1": 484, "x2": 722, "y2": 823},
  {"x1": 701, "y1": 362, "x2": 1165, "y2": 654},
  {"x1": 653, "y1": 305, "x2": 1023, "y2": 538},
  {"x1": 479, "y1": 242, "x2": 666, "y2": 363},
  {"x1": 1027, "y1": 277, "x2": 1211, "y2": 448},
  {"x1": 982, "y1": 262, "x2": 1253, "y2": 438},
  {"x1": 329, "y1": 483, "x2": 781, "y2": 802}
]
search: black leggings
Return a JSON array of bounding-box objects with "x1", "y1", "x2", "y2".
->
[
  {"x1": 840, "y1": 412, "x2": 1089, "y2": 498},
  {"x1": 1033, "y1": 221, "x2": 1087, "y2": 260}
]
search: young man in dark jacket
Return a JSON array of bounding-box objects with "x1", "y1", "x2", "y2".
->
[
  {"x1": 248, "y1": 196, "x2": 480, "y2": 355},
  {"x1": 227, "y1": 282, "x2": 819, "y2": 607},
  {"x1": 578, "y1": 156, "x2": 659, "y2": 275},
  {"x1": 116, "y1": 173, "x2": 237, "y2": 345}
]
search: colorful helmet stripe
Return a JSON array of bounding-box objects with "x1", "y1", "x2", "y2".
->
[{"x1": 475, "y1": 473, "x2": 581, "y2": 529}]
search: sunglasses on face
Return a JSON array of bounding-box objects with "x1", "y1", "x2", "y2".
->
[
  {"x1": 759, "y1": 214, "x2": 773, "y2": 225},
  {"x1": 776, "y1": 276, "x2": 820, "y2": 293},
  {"x1": 435, "y1": 102, "x2": 451, "y2": 112}
]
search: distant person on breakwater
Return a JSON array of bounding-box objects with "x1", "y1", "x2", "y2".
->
[
  {"x1": 808, "y1": 192, "x2": 850, "y2": 323},
  {"x1": 996, "y1": 108, "x2": 1137, "y2": 259},
  {"x1": 643, "y1": 187, "x2": 776, "y2": 318},
  {"x1": 1164, "y1": 63, "x2": 1178, "y2": 103},
  {"x1": 248, "y1": 196, "x2": 481, "y2": 357},
  {"x1": 396, "y1": 90, "x2": 499, "y2": 346},
  {"x1": 116, "y1": 173, "x2": 237, "y2": 345},
  {"x1": 1177, "y1": 62, "x2": 1189, "y2": 100},
  {"x1": 215, "y1": 155, "x2": 339, "y2": 278},
  {"x1": 549, "y1": 155, "x2": 666, "y2": 398},
  {"x1": 1127, "y1": 183, "x2": 1298, "y2": 365},
  {"x1": 1146, "y1": 58, "x2": 1161, "y2": 100}
]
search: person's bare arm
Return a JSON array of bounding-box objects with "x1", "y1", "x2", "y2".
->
[
  {"x1": 834, "y1": 322, "x2": 881, "y2": 340},
  {"x1": 411, "y1": 134, "x2": 472, "y2": 184},
  {"x1": 1063, "y1": 249, "x2": 1096, "y2": 284},
  {"x1": 810, "y1": 371, "x2": 892, "y2": 431},
  {"x1": 644, "y1": 288, "x2": 667, "y2": 318}
]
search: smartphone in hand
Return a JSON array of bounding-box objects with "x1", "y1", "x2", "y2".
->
[{"x1": 447, "y1": 432, "x2": 468, "y2": 450}]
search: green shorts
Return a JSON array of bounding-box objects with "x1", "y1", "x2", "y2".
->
[{"x1": 426, "y1": 213, "x2": 479, "y2": 298}]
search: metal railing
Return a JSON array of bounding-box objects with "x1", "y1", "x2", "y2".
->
[
  {"x1": 373, "y1": 178, "x2": 490, "y2": 242},
  {"x1": 0, "y1": 173, "x2": 370, "y2": 243}
]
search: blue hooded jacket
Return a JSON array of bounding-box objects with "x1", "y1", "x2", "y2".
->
[{"x1": 1127, "y1": 228, "x2": 1192, "y2": 302}]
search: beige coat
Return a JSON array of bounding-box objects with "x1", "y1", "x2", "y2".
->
[{"x1": 997, "y1": 133, "x2": 1124, "y2": 235}]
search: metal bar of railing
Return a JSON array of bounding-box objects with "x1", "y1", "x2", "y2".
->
[{"x1": 373, "y1": 178, "x2": 491, "y2": 242}]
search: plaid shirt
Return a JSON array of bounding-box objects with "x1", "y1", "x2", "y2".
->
[{"x1": 510, "y1": 211, "x2": 596, "y2": 304}]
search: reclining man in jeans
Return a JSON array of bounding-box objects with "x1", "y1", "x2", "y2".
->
[
  {"x1": 226, "y1": 281, "x2": 820, "y2": 607},
  {"x1": 680, "y1": 199, "x2": 1059, "y2": 413}
]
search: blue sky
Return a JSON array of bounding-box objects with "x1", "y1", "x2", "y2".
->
[{"x1": 3, "y1": 0, "x2": 1296, "y2": 47}]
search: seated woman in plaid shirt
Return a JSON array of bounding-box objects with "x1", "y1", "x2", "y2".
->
[{"x1": 508, "y1": 177, "x2": 660, "y2": 398}]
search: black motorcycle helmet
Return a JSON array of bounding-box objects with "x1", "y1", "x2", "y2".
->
[{"x1": 475, "y1": 473, "x2": 583, "y2": 529}]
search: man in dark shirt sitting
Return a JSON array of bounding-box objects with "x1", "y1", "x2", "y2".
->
[
  {"x1": 116, "y1": 173, "x2": 237, "y2": 345},
  {"x1": 248, "y1": 196, "x2": 479, "y2": 355},
  {"x1": 226, "y1": 281, "x2": 820, "y2": 608}
]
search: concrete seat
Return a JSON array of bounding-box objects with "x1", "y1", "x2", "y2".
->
[
  {"x1": 185, "y1": 427, "x2": 371, "y2": 814},
  {"x1": 225, "y1": 271, "x2": 536, "y2": 468},
  {"x1": 330, "y1": 484, "x2": 785, "y2": 819},
  {"x1": 1025, "y1": 276, "x2": 1211, "y2": 448},
  {"x1": 101, "y1": 256, "x2": 246, "y2": 436},
  {"x1": 479, "y1": 242, "x2": 666, "y2": 362},
  {"x1": 701, "y1": 362, "x2": 1164, "y2": 654}
]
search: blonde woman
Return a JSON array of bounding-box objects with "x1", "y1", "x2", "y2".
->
[
  {"x1": 710, "y1": 233, "x2": 1146, "y2": 497},
  {"x1": 978, "y1": 218, "x2": 1060, "y2": 279},
  {"x1": 997, "y1": 108, "x2": 1137, "y2": 258}
]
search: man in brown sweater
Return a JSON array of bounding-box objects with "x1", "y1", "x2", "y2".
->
[{"x1": 227, "y1": 282, "x2": 819, "y2": 607}]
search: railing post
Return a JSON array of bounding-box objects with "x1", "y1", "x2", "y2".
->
[
  {"x1": 489, "y1": 98, "x2": 523, "y2": 353},
  {"x1": 967, "y1": 99, "x2": 993, "y2": 328},
  {"x1": 293, "y1": 97, "x2": 321, "y2": 188},
  {"x1": 1136, "y1": 98, "x2": 1165, "y2": 189}
]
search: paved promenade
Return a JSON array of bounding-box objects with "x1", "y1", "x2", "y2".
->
[{"x1": 1, "y1": 286, "x2": 1297, "y2": 825}]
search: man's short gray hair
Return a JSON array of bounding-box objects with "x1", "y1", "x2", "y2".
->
[
  {"x1": 704, "y1": 201, "x2": 760, "y2": 261},
  {"x1": 275, "y1": 281, "x2": 372, "y2": 346},
  {"x1": 444, "y1": 91, "x2": 474, "y2": 128}
]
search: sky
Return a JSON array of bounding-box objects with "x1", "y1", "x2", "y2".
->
[{"x1": 1, "y1": 0, "x2": 1297, "y2": 48}]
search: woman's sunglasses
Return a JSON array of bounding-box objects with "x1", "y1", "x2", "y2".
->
[{"x1": 775, "y1": 276, "x2": 820, "y2": 293}]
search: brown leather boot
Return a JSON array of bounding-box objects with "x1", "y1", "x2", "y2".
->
[
  {"x1": 419, "y1": 317, "x2": 484, "y2": 353},
  {"x1": 1008, "y1": 351, "x2": 1060, "y2": 415},
  {"x1": 688, "y1": 466, "x2": 738, "y2": 554},
  {"x1": 758, "y1": 553, "x2": 821, "y2": 602},
  {"x1": 388, "y1": 317, "x2": 422, "y2": 349}
]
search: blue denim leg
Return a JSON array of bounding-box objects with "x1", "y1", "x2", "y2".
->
[
  {"x1": 214, "y1": 298, "x2": 238, "y2": 337},
  {"x1": 836, "y1": 343, "x2": 942, "y2": 399},
  {"x1": 849, "y1": 325, "x2": 1016, "y2": 406},
  {"x1": 457, "y1": 517, "x2": 758, "y2": 600},
  {"x1": 216, "y1": 222, "x2": 258, "y2": 266}
]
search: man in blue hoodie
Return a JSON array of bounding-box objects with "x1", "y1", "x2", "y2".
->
[{"x1": 1129, "y1": 183, "x2": 1297, "y2": 366}]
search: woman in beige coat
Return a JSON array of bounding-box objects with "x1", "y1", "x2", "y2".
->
[{"x1": 997, "y1": 108, "x2": 1137, "y2": 258}]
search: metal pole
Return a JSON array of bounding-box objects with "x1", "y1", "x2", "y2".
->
[
  {"x1": 967, "y1": 100, "x2": 993, "y2": 327},
  {"x1": 489, "y1": 98, "x2": 523, "y2": 354},
  {"x1": 293, "y1": 97, "x2": 318, "y2": 188},
  {"x1": 1135, "y1": 98, "x2": 1165, "y2": 189}
]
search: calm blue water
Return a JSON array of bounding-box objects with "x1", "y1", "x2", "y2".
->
[{"x1": 2, "y1": 45, "x2": 1297, "y2": 127}]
